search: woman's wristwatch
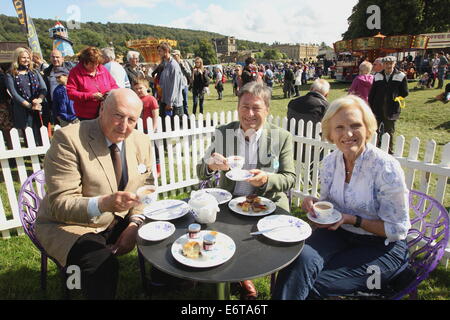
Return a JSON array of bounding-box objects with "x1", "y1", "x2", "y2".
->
[{"x1": 354, "y1": 215, "x2": 362, "y2": 228}]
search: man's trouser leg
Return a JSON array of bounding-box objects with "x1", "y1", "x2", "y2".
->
[{"x1": 66, "y1": 217, "x2": 128, "y2": 299}]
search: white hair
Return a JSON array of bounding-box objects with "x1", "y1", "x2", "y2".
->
[
  {"x1": 101, "y1": 47, "x2": 115, "y2": 62},
  {"x1": 127, "y1": 50, "x2": 140, "y2": 62},
  {"x1": 310, "y1": 79, "x2": 330, "y2": 96}
]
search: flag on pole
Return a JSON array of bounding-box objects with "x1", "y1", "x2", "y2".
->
[
  {"x1": 11, "y1": 0, "x2": 28, "y2": 33},
  {"x1": 12, "y1": 0, "x2": 43, "y2": 58}
]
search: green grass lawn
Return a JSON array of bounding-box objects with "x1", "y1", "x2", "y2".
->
[{"x1": 0, "y1": 77, "x2": 449, "y2": 300}]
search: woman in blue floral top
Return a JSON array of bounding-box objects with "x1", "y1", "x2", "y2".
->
[{"x1": 273, "y1": 95, "x2": 411, "y2": 300}]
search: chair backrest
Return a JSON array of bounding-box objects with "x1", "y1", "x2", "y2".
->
[
  {"x1": 17, "y1": 169, "x2": 47, "y2": 252},
  {"x1": 395, "y1": 189, "x2": 450, "y2": 298}
]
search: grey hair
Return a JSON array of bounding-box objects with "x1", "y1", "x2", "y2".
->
[
  {"x1": 127, "y1": 50, "x2": 140, "y2": 62},
  {"x1": 237, "y1": 81, "x2": 271, "y2": 109},
  {"x1": 101, "y1": 47, "x2": 115, "y2": 62},
  {"x1": 310, "y1": 79, "x2": 330, "y2": 96}
]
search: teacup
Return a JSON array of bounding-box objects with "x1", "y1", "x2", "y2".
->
[
  {"x1": 136, "y1": 185, "x2": 157, "y2": 205},
  {"x1": 313, "y1": 201, "x2": 334, "y2": 219},
  {"x1": 227, "y1": 155, "x2": 245, "y2": 171}
]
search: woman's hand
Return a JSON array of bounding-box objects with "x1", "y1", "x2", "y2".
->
[
  {"x1": 301, "y1": 196, "x2": 319, "y2": 216},
  {"x1": 92, "y1": 92, "x2": 104, "y2": 101}
]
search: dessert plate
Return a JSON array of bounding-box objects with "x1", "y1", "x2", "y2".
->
[
  {"x1": 171, "y1": 230, "x2": 236, "y2": 268},
  {"x1": 256, "y1": 215, "x2": 312, "y2": 242}
]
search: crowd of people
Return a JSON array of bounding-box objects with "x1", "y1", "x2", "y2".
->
[{"x1": 0, "y1": 42, "x2": 448, "y2": 301}]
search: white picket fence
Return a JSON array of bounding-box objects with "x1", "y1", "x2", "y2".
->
[{"x1": 1, "y1": 112, "x2": 449, "y2": 264}]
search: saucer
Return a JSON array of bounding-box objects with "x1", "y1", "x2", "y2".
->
[
  {"x1": 225, "y1": 170, "x2": 253, "y2": 181},
  {"x1": 307, "y1": 209, "x2": 342, "y2": 225}
]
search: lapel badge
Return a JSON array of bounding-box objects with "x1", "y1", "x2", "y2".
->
[{"x1": 138, "y1": 163, "x2": 148, "y2": 174}]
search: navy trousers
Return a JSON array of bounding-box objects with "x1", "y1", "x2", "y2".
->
[{"x1": 273, "y1": 228, "x2": 408, "y2": 300}]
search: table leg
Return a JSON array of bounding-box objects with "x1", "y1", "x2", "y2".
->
[
  {"x1": 137, "y1": 249, "x2": 148, "y2": 295},
  {"x1": 216, "y1": 282, "x2": 230, "y2": 300}
]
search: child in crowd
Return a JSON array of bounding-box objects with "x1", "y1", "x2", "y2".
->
[
  {"x1": 417, "y1": 73, "x2": 429, "y2": 89},
  {"x1": 133, "y1": 78, "x2": 159, "y2": 133},
  {"x1": 52, "y1": 70, "x2": 79, "y2": 127},
  {"x1": 133, "y1": 77, "x2": 160, "y2": 177}
]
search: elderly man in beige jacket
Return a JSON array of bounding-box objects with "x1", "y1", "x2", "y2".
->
[{"x1": 35, "y1": 88, "x2": 154, "y2": 299}]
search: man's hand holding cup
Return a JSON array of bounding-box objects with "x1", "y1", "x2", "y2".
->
[{"x1": 206, "y1": 153, "x2": 230, "y2": 172}]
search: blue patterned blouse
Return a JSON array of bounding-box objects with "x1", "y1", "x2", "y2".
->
[{"x1": 319, "y1": 143, "x2": 411, "y2": 242}]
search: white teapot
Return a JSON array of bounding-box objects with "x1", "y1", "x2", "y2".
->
[{"x1": 188, "y1": 190, "x2": 220, "y2": 224}]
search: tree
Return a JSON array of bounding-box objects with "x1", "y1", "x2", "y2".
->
[
  {"x1": 193, "y1": 39, "x2": 217, "y2": 65},
  {"x1": 263, "y1": 48, "x2": 284, "y2": 60},
  {"x1": 342, "y1": 0, "x2": 448, "y2": 40}
]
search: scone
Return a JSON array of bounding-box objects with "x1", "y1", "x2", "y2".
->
[{"x1": 182, "y1": 241, "x2": 201, "y2": 259}]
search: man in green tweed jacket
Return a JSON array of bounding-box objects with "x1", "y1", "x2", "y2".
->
[
  {"x1": 197, "y1": 82, "x2": 296, "y2": 211},
  {"x1": 197, "y1": 82, "x2": 296, "y2": 298}
]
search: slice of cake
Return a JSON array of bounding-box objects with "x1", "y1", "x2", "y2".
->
[{"x1": 182, "y1": 241, "x2": 201, "y2": 259}]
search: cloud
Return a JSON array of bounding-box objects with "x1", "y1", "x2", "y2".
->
[
  {"x1": 97, "y1": 0, "x2": 161, "y2": 8},
  {"x1": 167, "y1": 0, "x2": 358, "y2": 45},
  {"x1": 107, "y1": 8, "x2": 141, "y2": 23}
]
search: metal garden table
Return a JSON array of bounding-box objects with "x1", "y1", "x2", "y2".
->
[{"x1": 137, "y1": 201, "x2": 305, "y2": 299}]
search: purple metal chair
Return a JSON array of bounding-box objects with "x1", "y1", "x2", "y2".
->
[
  {"x1": 341, "y1": 189, "x2": 449, "y2": 300},
  {"x1": 18, "y1": 169, "x2": 68, "y2": 296},
  {"x1": 388, "y1": 189, "x2": 449, "y2": 299}
]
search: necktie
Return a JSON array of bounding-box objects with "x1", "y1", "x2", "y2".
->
[{"x1": 109, "y1": 143, "x2": 124, "y2": 191}]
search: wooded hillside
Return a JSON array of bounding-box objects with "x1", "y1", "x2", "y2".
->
[{"x1": 0, "y1": 14, "x2": 269, "y2": 60}]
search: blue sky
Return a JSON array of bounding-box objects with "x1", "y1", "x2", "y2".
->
[{"x1": 2, "y1": 0, "x2": 358, "y2": 45}]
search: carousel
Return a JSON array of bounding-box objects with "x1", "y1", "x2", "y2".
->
[
  {"x1": 126, "y1": 37, "x2": 178, "y2": 63},
  {"x1": 333, "y1": 33, "x2": 429, "y2": 82}
]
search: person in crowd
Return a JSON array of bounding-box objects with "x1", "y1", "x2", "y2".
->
[
  {"x1": 283, "y1": 64, "x2": 294, "y2": 99},
  {"x1": 5, "y1": 47, "x2": 47, "y2": 146},
  {"x1": 133, "y1": 78, "x2": 158, "y2": 133},
  {"x1": 191, "y1": 57, "x2": 210, "y2": 115},
  {"x1": 32, "y1": 53, "x2": 49, "y2": 75},
  {"x1": 43, "y1": 49, "x2": 75, "y2": 126},
  {"x1": 241, "y1": 57, "x2": 260, "y2": 87},
  {"x1": 66, "y1": 46, "x2": 119, "y2": 121},
  {"x1": 417, "y1": 72, "x2": 430, "y2": 89},
  {"x1": 172, "y1": 50, "x2": 192, "y2": 115},
  {"x1": 368, "y1": 56, "x2": 408, "y2": 154},
  {"x1": 264, "y1": 65, "x2": 274, "y2": 90},
  {"x1": 232, "y1": 65, "x2": 242, "y2": 96},
  {"x1": 435, "y1": 82, "x2": 450, "y2": 103},
  {"x1": 274, "y1": 95, "x2": 410, "y2": 300},
  {"x1": 124, "y1": 51, "x2": 146, "y2": 88},
  {"x1": 157, "y1": 42, "x2": 184, "y2": 129},
  {"x1": 214, "y1": 66, "x2": 224, "y2": 100},
  {"x1": 52, "y1": 70, "x2": 78, "y2": 127},
  {"x1": 372, "y1": 57, "x2": 384, "y2": 74},
  {"x1": 430, "y1": 53, "x2": 440, "y2": 88},
  {"x1": 102, "y1": 47, "x2": 131, "y2": 89},
  {"x1": 0, "y1": 66, "x2": 13, "y2": 148},
  {"x1": 35, "y1": 88, "x2": 154, "y2": 300},
  {"x1": 197, "y1": 81, "x2": 296, "y2": 299},
  {"x1": 287, "y1": 78, "x2": 330, "y2": 136},
  {"x1": 348, "y1": 61, "x2": 374, "y2": 103},
  {"x1": 294, "y1": 63, "x2": 303, "y2": 97},
  {"x1": 436, "y1": 51, "x2": 448, "y2": 90}
]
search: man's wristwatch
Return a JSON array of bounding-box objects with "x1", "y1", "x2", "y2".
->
[
  {"x1": 129, "y1": 216, "x2": 144, "y2": 227},
  {"x1": 354, "y1": 215, "x2": 362, "y2": 228}
]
